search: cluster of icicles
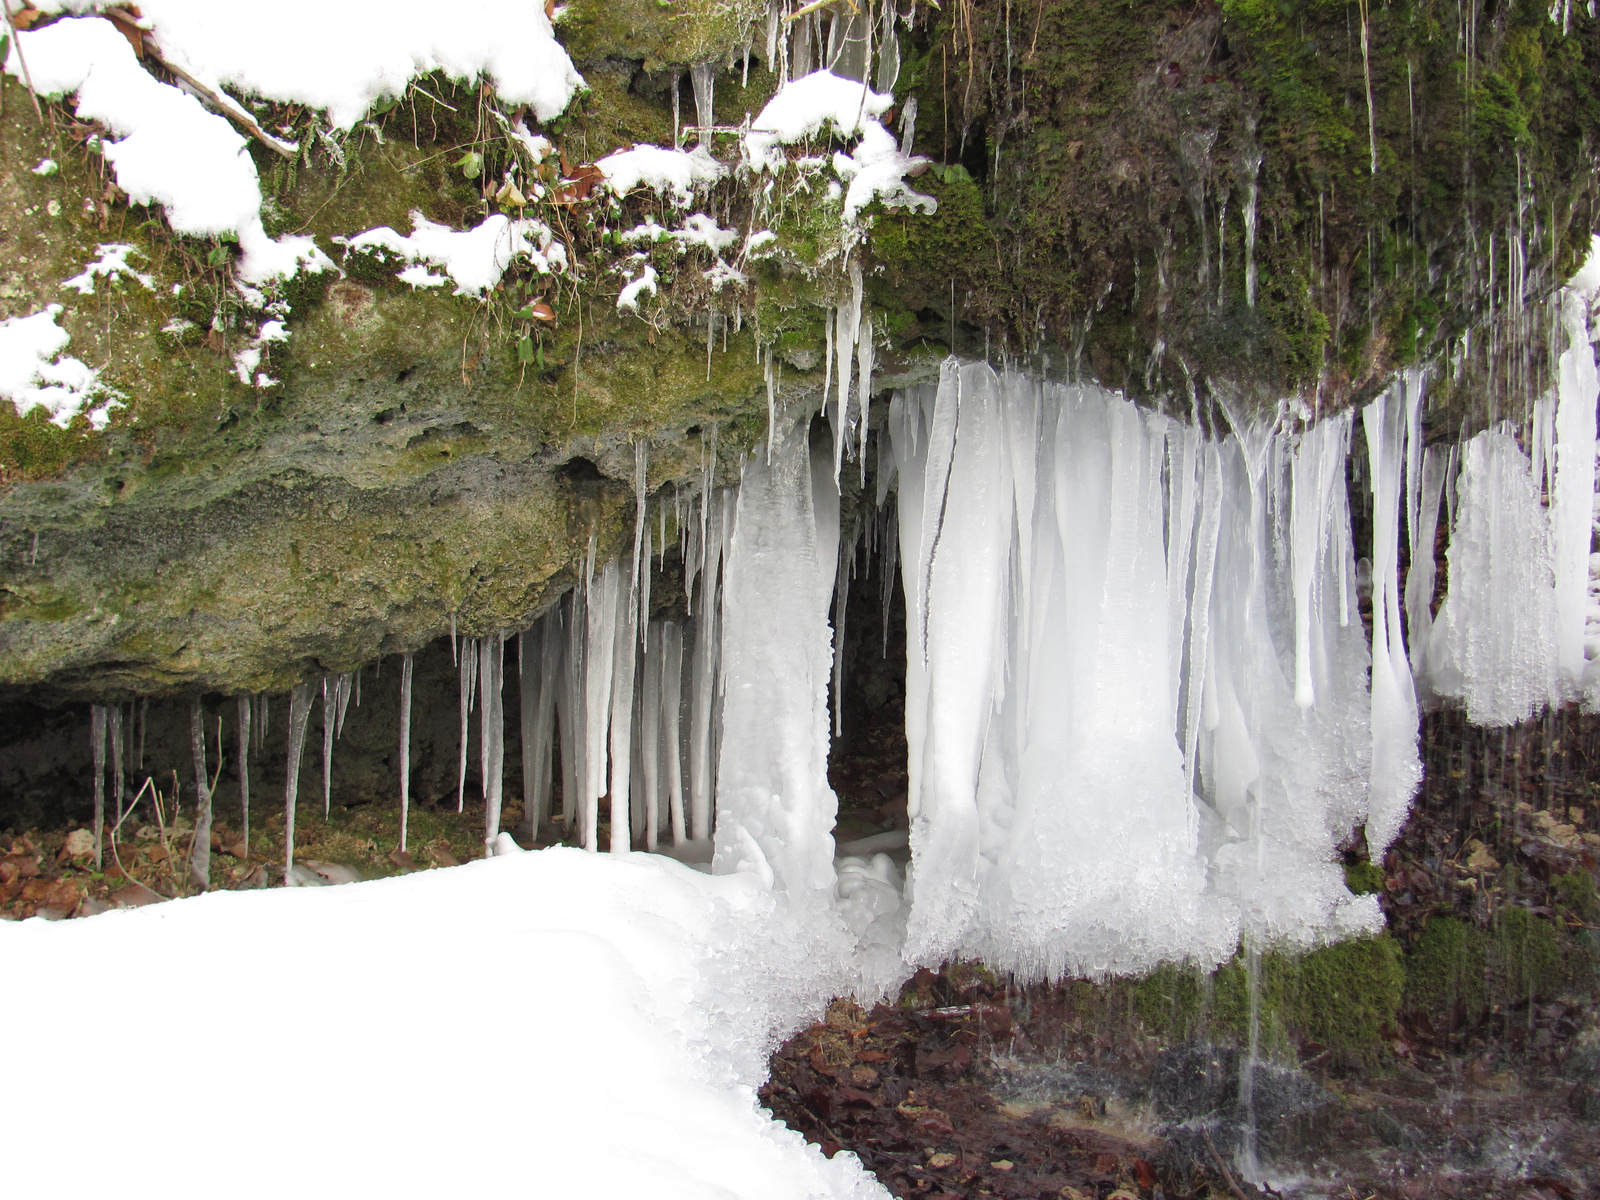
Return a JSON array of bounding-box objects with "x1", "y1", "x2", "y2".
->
[{"x1": 79, "y1": 313, "x2": 1599, "y2": 981}]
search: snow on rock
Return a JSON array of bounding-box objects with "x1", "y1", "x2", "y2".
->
[
  {"x1": 832, "y1": 122, "x2": 937, "y2": 222},
  {"x1": 62, "y1": 243, "x2": 155, "y2": 294},
  {"x1": 746, "y1": 70, "x2": 895, "y2": 170},
  {"x1": 0, "y1": 306, "x2": 119, "y2": 429},
  {"x1": 617, "y1": 261, "x2": 660, "y2": 313},
  {"x1": 5, "y1": 16, "x2": 332, "y2": 284},
  {"x1": 32, "y1": 0, "x2": 583, "y2": 130},
  {"x1": 341, "y1": 212, "x2": 566, "y2": 296},
  {"x1": 597, "y1": 144, "x2": 727, "y2": 207},
  {"x1": 1, "y1": 849, "x2": 887, "y2": 1199}
]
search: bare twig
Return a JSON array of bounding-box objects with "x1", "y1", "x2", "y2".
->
[
  {"x1": 101, "y1": 9, "x2": 297, "y2": 160},
  {"x1": 1, "y1": 0, "x2": 44, "y2": 122},
  {"x1": 1203, "y1": 1129, "x2": 1252, "y2": 1200}
]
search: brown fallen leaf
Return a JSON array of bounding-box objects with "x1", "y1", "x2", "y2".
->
[
  {"x1": 428, "y1": 846, "x2": 459, "y2": 867},
  {"x1": 22, "y1": 878, "x2": 81, "y2": 911},
  {"x1": 111, "y1": 882, "x2": 165, "y2": 908},
  {"x1": 62, "y1": 829, "x2": 98, "y2": 859},
  {"x1": 1, "y1": 853, "x2": 41, "y2": 882},
  {"x1": 927, "y1": 1152, "x2": 957, "y2": 1169},
  {"x1": 224, "y1": 840, "x2": 249, "y2": 859},
  {"x1": 388, "y1": 848, "x2": 416, "y2": 871}
]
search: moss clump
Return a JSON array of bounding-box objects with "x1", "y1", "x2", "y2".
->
[
  {"x1": 1344, "y1": 860, "x2": 1386, "y2": 896},
  {"x1": 1487, "y1": 904, "x2": 1570, "y2": 1006},
  {"x1": 1404, "y1": 915, "x2": 1490, "y2": 1021}
]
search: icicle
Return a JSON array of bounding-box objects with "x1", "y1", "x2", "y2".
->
[
  {"x1": 189, "y1": 697, "x2": 213, "y2": 891},
  {"x1": 109, "y1": 704, "x2": 125, "y2": 830},
  {"x1": 530, "y1": 613, "x2": 563, "y2": 832},
  {"x1": 832, "y1": 530, "x2": 852, "y2": 738},
  {"x1": 90, "y1": 704, "x2": 107, "y2": 870},
  {"x1": 450, "y1": 612, "x2": 457, "y2": 664},
  {"x1": 284, "y1": 681, "x2": 315, "y2": 881},
  {"x1": 321, "y1": 676, "x2": 337, "y2": 818},
  {"x1": 687, "y1": 497, "x2": 725, "y2": 842},
  {"x1": 1429, "y1": 426, "x2": 1559, "y2": 724},
  {"x1": 690, "y1": 60, "x2": 715, "y2": 145},
  {"x1": 558, "y1": 588, "x2": 587, "y2": 834},
  {"x1": 640, "y1": 623, "x2": 663, "y2": 851},
  {"x1": 1362, "y1": 384, "x2": 1423, "y2": 854},
  {"x1": 1406, "y1": 446, "x2": 1447, "y2": 682},
  {"x1": 609, "y1": 567, "x2": 640, "y2": 853},
  {"x1": 457, "y1": 637, "x2": 478, "y2": 814},
  {"x1": 712, "y1": 410, "x2": 839, "y2": 914},
  {"x1": 236, "y1": 695, "x2": 251, "y2": 856},
  {"x1": 1552, "y1": 282, "x2": 1599, "y2": 692},
  {"x1": 482, "y1": 633, "x2": 506, "y2": 856},
  {"x1": 584, "y1": 561, "x2": 622, "y2": 852},
  {"x1": 856, "y1": 295, "x2": 874, "y2": 487},
  {"x1": 399, "y1": 651, "x2": 414, "y2": 852},
  {"x1": 662, "y1": 621, "x2": 687, "y2": 845},
  {"x1": 765, "y1": 352, "x2": 779, "y2": 465}
]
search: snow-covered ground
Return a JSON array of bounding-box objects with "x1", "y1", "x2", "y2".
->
[{"x1": 0, "y1": 846, "x2": 889, "y2": 1199}]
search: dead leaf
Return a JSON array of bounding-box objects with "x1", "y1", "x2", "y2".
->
[
  {"x1": 110, "y1": 882, "x2": 165, "y2": 908},
  {"x1": 388, "y1": 848, "x2": 416, "y2": 871},
  {"x1": 1, "y1": 853, "x2": 41, "y2": 881},
  {"x1": 224, "y1": 840, "x2": 248, "y2": 859},
  {"x1": 528, "y1": 301, "x2": 556, "y2": 322},
  {"x1": 23, "y1": 877, "x2": 82, "y2": 911},
  {"x1": 428, "y1": 846, "x2": 459, "y2": 867},
  {"x1": 10, "y1": 7, "x2": 43, "y2": 31},
  {"x1": 62, "y1": 829, "x2": 97, "y2": 858},
  {"x1": 1132, "y1": 1159, "x2": 1157, "y2": 1188},
  {"x1": 989, "y1": 1159, "x2": 1014, "y2": 1171},
  {"x1": 927, "y1": 1152, "x2": 957, "y2": 1169}
]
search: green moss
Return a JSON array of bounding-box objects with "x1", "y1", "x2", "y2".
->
[
  {"x1": 1487, "y1": 904, "x2": 1569, "y2": 1005},
  {"x1": 1404, "y1": 915, "x2": 1490, "y2": 1019},
  {"x1": 1345, "y1": 860, "x2": 1386, "y2": 896},
  {"x1": 1554, "y1": 871, "x2": 1600, "y2": 923}
]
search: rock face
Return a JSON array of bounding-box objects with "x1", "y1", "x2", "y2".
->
[{"x1": 1, "y1": 1, "x2": 1596, "y2": 697}]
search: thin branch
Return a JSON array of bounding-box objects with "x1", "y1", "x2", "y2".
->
[{"x1": 1, "y1": 0, "x2": 44, "y2": 122}]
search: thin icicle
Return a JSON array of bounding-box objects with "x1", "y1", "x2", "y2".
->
[
  {"x1": 90, "y1": 705, "x2": 107, "y2": 870},
  {"x1": 584, "y1": 561, "x2": 622, "y2": 852},
  {"x1": 236, "y1": 695, "x2": 252, "y2": 856},
  {"x1": 284, "y1": 681, "x2": 315, "y2": 882},
  {"x1": 189, "y1": 697, "x2": 213, "y2": 891},
  {"x1": 399, "y1": 651, "x2": 414, "y2": 852},
  {"x1": 609, "y1": 570, "x2": 640, "y2": 853},
  {"x1": 482, "y1": 633, "x2": 506, "y2": 856},
  {"x1": 108, "y1": 704, "x2": 125, "y2": 831},
  {"x1": 457, "y1": 636, "x2": 478, "y2": 814},
  {"x1": 662, "y1": 620, "x2": 687, "y2": 846}
]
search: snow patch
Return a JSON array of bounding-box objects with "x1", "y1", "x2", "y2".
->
[
  {"x1": 5, "y1": 16, "x2": 333, "y2": 284},
  {"x1": 597, "y1": 144, "x2": 727, "y2": 207},
  {"x1": 617, "y1": 261, "x2": 659, "y2": 313},
  {"x1": 0, "y1": 306, "x2": 120, "y2": 429},
  {"x1": 1, "y1": 849, "x2": 888, "y2": 1199},
  {"x1": 62, "y1": 243, "x2": 155, "y2": 294},
  {"x1": 342, "y1": 212, "x2": 566, "y2": 296}
]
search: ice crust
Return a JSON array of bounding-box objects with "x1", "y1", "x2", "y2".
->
[
  {"x1": 888, "y1": 364, "x2": 1387, "y2": 980},
  {"x1": 343, "y1": 212, "x2": 566, "y2": 296}
]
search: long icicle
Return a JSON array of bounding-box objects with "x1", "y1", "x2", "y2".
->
[
  {"x1": 108, "y1": 705, "x2": 125, "y2": 832},
  {"x1": 457, "y1": 637, "x2": 478, "y2": 814},
  {"x1": 399, "y1": 651, "x2": 414, "y2": 852},
  {"x1": 189, "y1": 697, "x2": 213, "y2": 891},
  {"x1": 483, "y1": 633, "x2": 505, "y2": 855},
  {"x1": 284, "y1": 681, "x2": 315, "y2": 882},
  {"x1": 236, "y1": 695, "x2": 252, "y2": 857},
  {"x1": 90, "y1": 705, "x2": 107, "y2": 871},
  {"x1": 321, "y1": 676, "x2": 337, "y2": 818}
]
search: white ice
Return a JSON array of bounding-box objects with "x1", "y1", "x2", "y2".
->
[{"x1": 1428, "y1": 426, "x2": 1560, "y2": 726}]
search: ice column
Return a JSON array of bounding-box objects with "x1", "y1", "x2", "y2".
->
[
  {"x1": 1553, "y1": 282, "x2": 1599, "y2": 692},
  {"x1": 712, "y1": 412, "x2": 842, "y2": 918},
  {"x1": 1428, "y1": 427, "x2": 1560, "y2": 725},
  {"x1": 1362, "y1": 382, "x2": 1423, "y2": 855}
]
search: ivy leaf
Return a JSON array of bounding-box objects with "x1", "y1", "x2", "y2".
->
[
  {"x1": 518, "y1": 334, "x2": 535, "y2": 364},
  {"x1": 206, "y1": 246, "x2": 229, "y2": 268},
  {"x1": 511, "y1": 305, "x2": 535, "y2": 321},
  {"x1": 536, "y1": 342, "x2": 546, "y2": 371},
  {"x1": 456, "y1": 150, "x2": 484, "y2": 180},
  {"x1": 369, "y1": 93, "x2": 401, "y2": 118}
]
